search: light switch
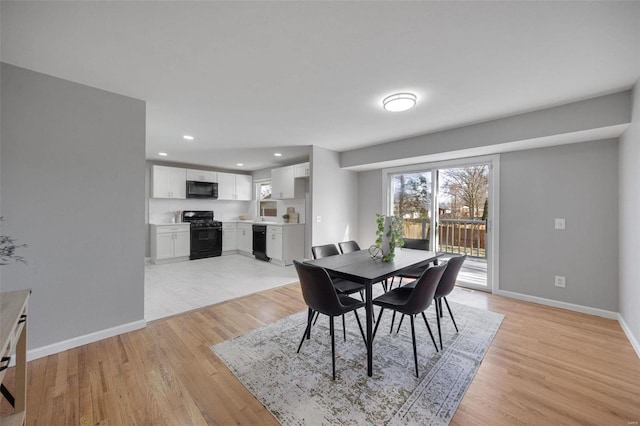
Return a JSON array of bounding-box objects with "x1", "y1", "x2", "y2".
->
[
  {"x1": 316, "y1": 215, "x2": 322, "y2": 223},
  {"x1": 554, "y1": 218, "x2": 565, "y2": 230}
]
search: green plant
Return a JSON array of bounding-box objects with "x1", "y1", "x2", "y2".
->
[{"x1": 375, "y1": 213, "x2": 404, "y2": 262}]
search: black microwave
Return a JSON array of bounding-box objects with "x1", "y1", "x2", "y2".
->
[{"x1": 186, "y1": 180, "x2": 218, "y2": 199}]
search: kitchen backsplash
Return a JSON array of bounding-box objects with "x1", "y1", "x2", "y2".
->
[
  {"x1": 148, "y1": 198, "x2": 306, "y2": 224},
  {"x1": 148, "y1": 199, "x2": 250, "y2": 223}
]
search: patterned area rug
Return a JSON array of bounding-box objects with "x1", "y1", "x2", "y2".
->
[{"x1": 211, "y1": 300, "x2": 503, "y2": 425}]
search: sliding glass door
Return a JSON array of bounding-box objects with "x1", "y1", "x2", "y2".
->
[{"x1": 386, "y1": 156, "x2": 498, "y2": 292}]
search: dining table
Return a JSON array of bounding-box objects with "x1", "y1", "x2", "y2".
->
[{"x1": 304, "y1": 248, "x2": 442, "y2": 377}]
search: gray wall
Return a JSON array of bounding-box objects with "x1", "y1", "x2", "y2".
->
[
  {"x1": 619, "y1": 82, "x2": 640, "y2": 346},
  {"x1": 0, "y1": 64, "x2": 145, "y2": 349},
  {"x1": 500, "y1": 140, "x2": 619, "y2": 311},
  {"x1": 357, "y1": 169, "x2": 384, "y2": 249},
  {"x1": 310, "y1": 146, "x2": 358, "y2": 251}
]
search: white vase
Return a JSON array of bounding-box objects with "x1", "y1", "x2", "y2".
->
[{"x1": 380, "y1": 216, "x2": 392, "y2": 257}]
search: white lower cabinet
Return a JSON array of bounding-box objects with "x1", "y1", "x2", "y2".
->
[
  {"x1": 222, "y1": 223, "x2": 237, "y2": 253},
  {"x1": 151, "y1": 224, "x2": 190, "y2": 264},
  {"x1": 266, "y1": 224, "x2": 304, "y2": 266},
  {"x1": 266, "y1": 226, "x2": 283, "y2": 262},
  {"x1": 237, "y1": 223, "x2": 253, "y2": 255}
]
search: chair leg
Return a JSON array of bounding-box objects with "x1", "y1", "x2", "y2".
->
[
  {"x1": 353, "y1": 310, "x2": 366, "y2": 346},
  {"x1": 297, "y1": 308, "x2": 313, "y2": 353},
  {"x1": 435, "y1": 301, "x2": 442, "y2": 350},
  {"x1": 312, "y1": 310, "x2": 320, "y2": 326},
  {"x1": 396, "y1": 314, "x2": 405, "y2": 333},
  {"x1": 410, "y1": 315, "x2": 419, "y2": 378},
  {"x1": 330, "y1": 316, "x2": 336, "y2": 380},
  {"x1": 443, "y1": 297, "x2": 459, "y2": 332},
  {"x1": 439, "y1": 298, "x2": 444, "y2": 318},
  {"x1": 342, "y1": 314, "x2": 346, "y2": 342},
  {"x1": 372, "y1": 308, "x2": 384, "y2": 342},
  {"x1": 382, "y1": 279, "x2": 388, "y2": 292},
  {"x1": 421, "y1": 312, "x2": 439, "y2": 352},
  {"x1": 390, "y1": 310, "x2": 397, "y2": 333}
]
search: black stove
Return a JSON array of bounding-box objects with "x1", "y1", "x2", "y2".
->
[{"x1": 182, "y1": 211, "x2": 223, "y2": 259}]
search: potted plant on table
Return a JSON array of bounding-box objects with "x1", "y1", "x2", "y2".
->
[
  {"x1": 374, "y1": 213, "x2": 404, "y2": 262},
  {"x1": 282, "y1": 214, "x2": 290, "y2": 224}
]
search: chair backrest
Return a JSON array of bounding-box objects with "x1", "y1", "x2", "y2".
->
[
  {"x1": 403, "y1": 263, "x2": 447, "y2": 315},
  {"x1": 293, "y1": 260, "x2": 344, "y2": 316},
  {"x1": 435, "y1": 255, "x2": 466, "y2": 298},
  {"x1": 338, "y1": 240, "x2": 361, "y2": 254},
  {"x1": 312, "y1": 244, "x2": 340, "y2": 259},
  {"x1": 402, "y1": 238, "x2": 430, "y2": 251}
]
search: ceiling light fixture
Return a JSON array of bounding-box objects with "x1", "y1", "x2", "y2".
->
[
  {"x1": 382, "y1": 92, "x2": 417, "y2": 112},
  {"x1": 237, "y1": 163, "x2": 244, "y2": 167},
  {"x1": 274, "y1": 153, "x2": 282, "y2": 157},
  {"x1": 158, "y1": 152, "x2": 168, "y2": 156},
  {"x1": 183, "y1": 135, "x2": 194, "y2": 140}
]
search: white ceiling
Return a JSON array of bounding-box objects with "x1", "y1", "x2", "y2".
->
[{"x1": 2, "y1": 1, "x2": 639, "y2": 171}]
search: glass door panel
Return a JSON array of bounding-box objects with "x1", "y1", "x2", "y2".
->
[
  {"x1": 390, "y1": 171, "x2": 433, "y2": 246},
  {"x1": 436, "y1": 165, "x2": 489, "y2": 290}
]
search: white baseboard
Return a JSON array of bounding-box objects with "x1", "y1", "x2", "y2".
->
[
  {"x1": 495, "y1": 289, "x2": 618, "y2": 319},
  {"x1": 618, "y1": 314, "x2": 640, "y2": 358},
  {"x1": 19, "y1": 319, "x2": 146, "y2": 364},
  {"x1": 496, "y1": 289, "x2": 640, "y2": 359}
]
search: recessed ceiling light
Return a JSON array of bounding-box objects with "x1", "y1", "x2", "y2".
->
[
  {"x1": 237, "y1": 163, "x2": 244, "y2": 166},
  {"x1": 274, "y1": 153, "x2": 282, "y2": 157},
  {"x1": 183, "y1": 135, "x2": 194, "y2": 140},
  {"x1": 382, "y1": 93, "x2": 417, "y2": 112},
  {"x1": 158, "y1": 152, "x2": 168, "y2": 156}
]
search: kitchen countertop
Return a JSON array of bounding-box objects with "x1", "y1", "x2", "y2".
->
[{"x1": 224, "y1": 220, "x2": 304, "y2": 226}]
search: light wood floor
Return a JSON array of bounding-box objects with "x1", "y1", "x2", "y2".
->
[{"x1": 2, "y1": 284, "x2": 639, "y2": 425}]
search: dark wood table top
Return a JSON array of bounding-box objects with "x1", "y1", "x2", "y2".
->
[{"x1": 304, "y1": 248, "x2": 442, "y2": 284}]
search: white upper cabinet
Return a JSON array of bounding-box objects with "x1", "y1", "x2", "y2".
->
[
  {"x1": 235, "y1": 174, "x2": 253, "y2": 200},
  {"x1": 186, "y1": 169, "x2": 217, "y2": 182},
  {"x1": 218, "y1": 172, "x2": 253, "y2": 200},
  {"x1": 294, "y1": 162, "x2": 310, "y2": 178},
  {"x1": 271, "y1": 165, "x2": 295, "y2": 199},
  {"x1": 152, "y1": 165, "x2": 186, "y2": 199}
]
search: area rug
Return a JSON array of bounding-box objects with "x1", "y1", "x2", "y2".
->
[{"x1": 211, "y1": 300, "x2": 503, "y2": 425}]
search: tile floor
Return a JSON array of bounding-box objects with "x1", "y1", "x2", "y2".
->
[
  {"x1": 145, "y1": 254, "x2": 299, "y2": 321},
  {"x1": 144, "y1": 252, "x2": 489, "y2": 322}
]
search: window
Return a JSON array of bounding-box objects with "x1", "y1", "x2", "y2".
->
[{"x1": 258, "y1": 181, "x2": 277, "y2": 217}]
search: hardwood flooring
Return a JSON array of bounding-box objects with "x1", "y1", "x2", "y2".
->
[{"x1": 1, "y1": 284, "x2": 639, "y2": 425}]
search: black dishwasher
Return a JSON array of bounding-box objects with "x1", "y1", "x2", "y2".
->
[{"x1": 252, "y1": 224, "x2": 270, "y2": 261}]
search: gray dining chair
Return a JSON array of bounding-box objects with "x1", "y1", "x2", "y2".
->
[
  {"x1": 311, "y1": 244, "x2": 366, "y2": 339},
  {"x1": 372, "y1": 263, "x2": 446, "y2": 377},
  {"x1": 338, "y1": 240, "x2": 361, "y2": 254},
  {"x1": 294, "y1": 261, "x2": 366, "y2": 380}
]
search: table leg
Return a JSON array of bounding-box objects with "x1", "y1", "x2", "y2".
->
[{"x1": 366, "y1": 281, "x2": 373, "y2": 377}]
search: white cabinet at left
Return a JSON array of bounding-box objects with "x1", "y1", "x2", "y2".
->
[
  {"x1": 150, "y1": 224, "x2": 190, "y2": 264},
  {"x1": 152, "y1": 165, "x2": 187, "y2": 199}
]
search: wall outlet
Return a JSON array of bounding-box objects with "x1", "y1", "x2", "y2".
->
[
  {"x1": 555, "y1": 218, "x2": 566, "y2": 230},
  {"x1": 316, "y1": 215, "x2": 322, "y2": 223},
  {"x1": 555, "y1": 275, "x2": 566, "y2": 288}
]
